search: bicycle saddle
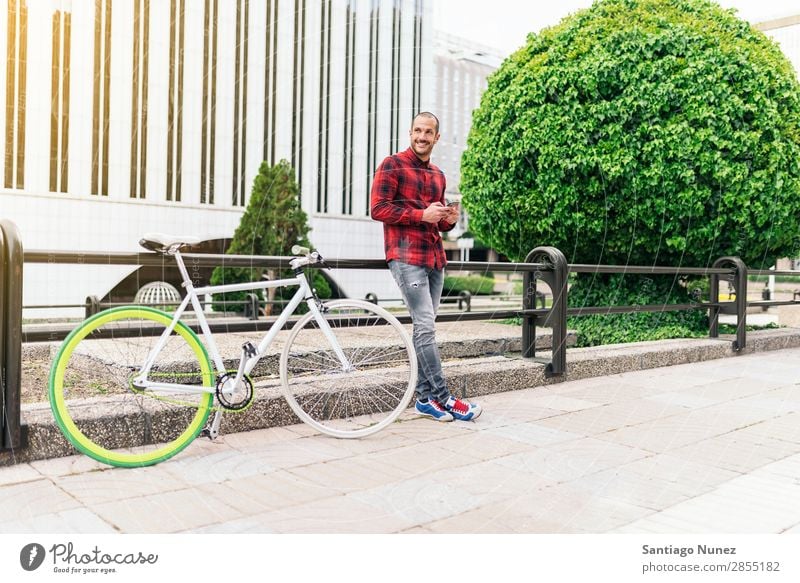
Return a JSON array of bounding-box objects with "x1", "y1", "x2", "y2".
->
[{"x1": 139, "y1": 233, "x2": 202, "y2": 254}]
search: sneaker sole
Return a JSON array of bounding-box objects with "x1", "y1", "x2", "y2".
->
[
  {"x1": 415, "y1": 409, "x2": 454, "y2": 422},
  {"x1": 452, "y1": 408, "x2": 482, "y2": 422}
]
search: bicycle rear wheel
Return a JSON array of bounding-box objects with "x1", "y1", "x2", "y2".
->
[
  {"x1": 49, "y1": 307, "x2": 214, "y2": 467},
  {"x1": 280, "y1": 299, "x2": 417, "y2": 438}
]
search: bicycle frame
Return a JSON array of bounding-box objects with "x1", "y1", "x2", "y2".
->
[{"x1": 131, "y1": 250, "x2": 351, "y2": 399}]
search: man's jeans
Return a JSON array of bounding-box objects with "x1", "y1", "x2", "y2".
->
[{"x1": 388, "y1": 260, "x2": 450, "y2": 403}]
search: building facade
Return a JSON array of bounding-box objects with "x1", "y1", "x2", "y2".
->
[
  {"x1": 757, "y1": 15, "x2": 800, "y2": 276},
  {"x1": 757, "y1": 14, "x2": 800, "y2": 72},
  {"x1": 1, "y1": 0, "x2": 434, "y2": 316},
  {"x1": 432, "y1": 32, "x2": 501, "y2": 258},
  {"x1": 433, "y1": 32, "x2": 500, "y2": 203}
]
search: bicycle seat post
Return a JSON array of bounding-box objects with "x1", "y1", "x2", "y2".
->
[{"x1": 171, "y1": 250, "x2": 199, "y2": 296}]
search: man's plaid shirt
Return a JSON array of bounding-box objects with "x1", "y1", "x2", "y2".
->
[{"x1": 370, "y1": 147, "x2": 455, "y2": 270}]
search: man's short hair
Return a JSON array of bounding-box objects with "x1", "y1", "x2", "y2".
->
[{"x1": 412, "y1": 111, "x2": 440, "y2": 133}]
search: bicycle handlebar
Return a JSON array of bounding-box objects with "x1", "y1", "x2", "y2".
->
[{"x1": 289, "y1": 246, "x2": 327, "y2": 269}]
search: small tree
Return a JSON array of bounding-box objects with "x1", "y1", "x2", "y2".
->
[
  {"x1": 211, "y1": 160, "x2": 313, "y2": 313},
  {"x1": 461, "y1": 0, "x2": 800, "y2": 344}
]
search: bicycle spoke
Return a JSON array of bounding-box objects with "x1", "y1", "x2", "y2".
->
[
  {"x1": 350, "y1": 347, "x2": 409, "y2": 368},
  {"x1": 281, "y1": 300, "x2": 416, "y2": 437},
  {"x1": 50, "y1": 308, "x2": 212, "y2": 467}
]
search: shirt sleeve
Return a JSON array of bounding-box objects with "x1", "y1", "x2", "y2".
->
[
  {"x1": 438, "y1": 218, "x2": 457, "y2": 232},
  {"x1": 370, "y1": 158, "x2": 425, "y2": 225}
]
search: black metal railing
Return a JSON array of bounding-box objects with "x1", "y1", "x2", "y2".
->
[
  {"x1": 1, "y1": 220, "x2": 26, "y2": 451},
  {"x1": 73, "y1": 293, "x2": 292, "y2": 321},
  {"x1": 8, "y1": 217, "x2": 796, "y2": 452},
  {"x1": 21, "y1": 244, "x2": 759, "y2": 372},
  {"x1": 20, "y1": 251, "x2": 551, "y2": 345},
  {"x1": 365, "y1": 289, "x2": 473, "y2": 311}
]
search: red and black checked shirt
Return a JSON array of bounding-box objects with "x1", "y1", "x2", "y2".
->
[{"x1": 370, "y1": 148, "x2": 455, "y2": 270}]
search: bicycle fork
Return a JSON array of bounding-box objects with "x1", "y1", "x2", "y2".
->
[{"x1": 307, "y1": 298, "x2": 354, "y2": 373}]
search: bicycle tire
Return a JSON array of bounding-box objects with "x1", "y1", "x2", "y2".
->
[
  {"x1": 279, "y1": 299, "x2": 417, "y2": 438},
  {"x1": 49, "y1": 306, "x2": 214, "y2": 467}
]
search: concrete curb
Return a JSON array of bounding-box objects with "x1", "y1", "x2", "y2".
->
[{"x1": 4, "y1": 327, "x2": 800, "y2": 466}]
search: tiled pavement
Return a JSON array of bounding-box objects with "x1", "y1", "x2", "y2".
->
[{"x1": 2, "y1": 347, "x2": 800, "y2": 534}]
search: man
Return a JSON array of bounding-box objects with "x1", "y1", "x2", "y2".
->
[{"x1": 370, "y1": 112, "x2": 482, "y2": 422}]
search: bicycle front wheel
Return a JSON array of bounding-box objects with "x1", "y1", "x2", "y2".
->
[
  {"x1": 280, "y1": 299, "x2": 417, "y2": 438},
  {"x1": 49, "y1": 306, "x2": 214, "y2": 467}
]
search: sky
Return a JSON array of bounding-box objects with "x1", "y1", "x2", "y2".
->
[{"x1": 433, "y1": 0, "x2": 800, "y2": 56}]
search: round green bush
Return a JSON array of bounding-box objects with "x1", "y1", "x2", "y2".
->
[{"x1": 461, "y1": 0, "x2": 800, "y2": 269}]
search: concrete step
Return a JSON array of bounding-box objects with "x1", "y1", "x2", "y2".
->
[{"x1": 6, "y1": 326, "x2": 800, "y2": 466}]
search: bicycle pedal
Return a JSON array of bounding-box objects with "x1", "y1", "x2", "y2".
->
[
  {"x1": 242, "y1": 341, "x2": 257, "y2": 358},
  {"x1": 200, "y1": 427, "x2": 220, "y2": 441}
]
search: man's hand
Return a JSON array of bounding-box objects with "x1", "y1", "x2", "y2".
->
[
  {"x1": 421, "y1": 202, "x2": 451, "y2": 223},
  {"x1": 443, "y1": 203, "x2": 459, "y2": 225}
]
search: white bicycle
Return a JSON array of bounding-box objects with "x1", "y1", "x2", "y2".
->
[{"x1": 49, "y1": 234, "x2": 417, "y2": 467}]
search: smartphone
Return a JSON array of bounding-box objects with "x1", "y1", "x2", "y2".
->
[{"x1": 447, "y1": 201, "x2": 460, "y2": 208}]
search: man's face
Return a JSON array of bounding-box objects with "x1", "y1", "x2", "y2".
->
[{"x1": 409, "y1": 116, "x2": 439, "y2": 160}]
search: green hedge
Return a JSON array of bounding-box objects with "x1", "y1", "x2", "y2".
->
[
  {"x1": 443, "y1": 275, "x2": 496, "y2": 296},
  {"x1": 568, "y1": 274, "x2": 707, "y2": 346},
  {"x1": 750, "y1": 275, "x2": 800, "y2": 284}
]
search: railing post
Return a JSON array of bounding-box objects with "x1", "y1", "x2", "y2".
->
[
  {"x1": 244, "y1": 293, "x2": 260, "y2": 321},
  {"x1": 85, "y1": 295, "x2": 101, "y2": 319},
  {"x1": 523, "y1": 246, "x2": 568, "y2": 377},
  {"x1": 0, "y1": 219, "x2": 26, "y2": 451},
  {"x1": 0, "y1": 224, "x2": 6, "y2": 450},
  {"x1": 710, "y1": 256, "x2": 747, "y2": 351},
  {"x1": 458, "y1": 290, "x2": 471, "y2": 312}
]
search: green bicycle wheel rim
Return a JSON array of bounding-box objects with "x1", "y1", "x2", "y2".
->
[{"x1": 49, "y1": 306, "x2": 214, "y2": 468}]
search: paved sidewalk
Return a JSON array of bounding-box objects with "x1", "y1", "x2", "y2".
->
[{"x1": 1, "y1": 347, "x2": 800, "y2": 534}]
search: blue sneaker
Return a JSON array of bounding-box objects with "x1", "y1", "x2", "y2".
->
[
  {"x1": 415, "y1": 399, "x2": 453, "y2": 422},
  {"x1": 443, "y1": 396, "x2": 482, "y2": 421}
]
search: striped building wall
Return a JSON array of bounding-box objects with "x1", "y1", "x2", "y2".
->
[{"x1": 0, "y1": 0, "x2": 434, "y2": 315}]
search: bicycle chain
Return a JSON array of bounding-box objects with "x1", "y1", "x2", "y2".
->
[{"x1": 129, "y1": 370, "x2": 259, "y2": 413}]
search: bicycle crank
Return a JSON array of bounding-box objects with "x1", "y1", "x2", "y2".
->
[{"x1": 215, "y1": 372, "x2": 255, "y2": 412}]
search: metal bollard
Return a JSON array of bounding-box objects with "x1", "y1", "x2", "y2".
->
[
  {"x1": 523, "y1": 246, "x2": 568, "y2": 377},
  {"x1": 0, "y1": 224, "x2": 6, "y2": 450},
  {"x1": 709, "y1": 256, "x2": 747, "y2": 351},
  {"x1": 458, "y1": 290, "x2": 471, "y2": 312},
  {"x1": 244, "y1": 293, "x2": 260, "y2": 321},
  {"x1": 85, "y1": 295, "x2": 101, "y2": 319},
  {"x1": 761, "y1": 286, "x2": 771, "y2": 312},
  {"x1": 0, "y1": 219, "x2": 26, "y2": 451}
]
